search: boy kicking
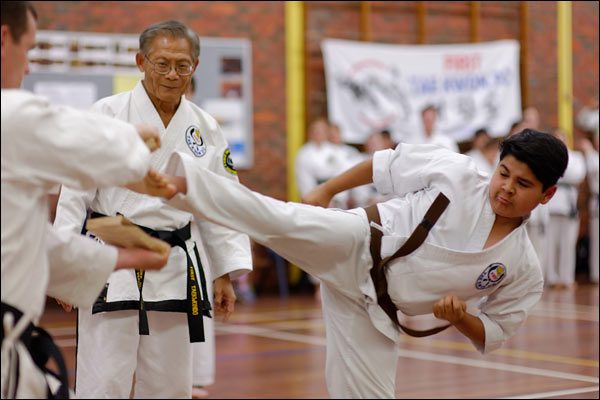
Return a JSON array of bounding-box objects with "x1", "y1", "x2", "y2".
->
[{"x1": 129, "y1": 129, "x2": 567, "y2": 398}]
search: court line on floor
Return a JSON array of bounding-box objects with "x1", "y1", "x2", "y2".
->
[
  {"x1": 499, "y1": 385, "x2": 599, "y2": 399},
  {"x1": 216, "y1": 323, "x2": 599, "y2": 385},
  {"x1": 220, "y1": 318, "x2": 599, "y2": 368}
]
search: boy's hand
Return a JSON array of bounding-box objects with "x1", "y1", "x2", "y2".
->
[{"x1": 432, "y1": 295, "x2": 467, "y2": 324}]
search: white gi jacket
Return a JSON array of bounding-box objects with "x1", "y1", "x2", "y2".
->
[
  {"x1": 1, "y1": 89, "x2": 151, "y2": 321},
  {"x1": 1, "y1": 89, "x2": 151, "y2": 398},
  {"x1": 164, "y1": 143, "x2": 543, "y2": 355},
  {"x1": 366, "y1": 144, "x2": 543, "y2": 352},
  {"x1": 54, "y1": 82, "x2": 252, "y2": 308}
]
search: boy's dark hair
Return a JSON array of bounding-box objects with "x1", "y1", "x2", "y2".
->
[
  {"x1": 499, "y1": 129, "x2": 568, "y2": 191},
  {"x1": 1, "y1": 1, "x2": 37, "y2": 43}
]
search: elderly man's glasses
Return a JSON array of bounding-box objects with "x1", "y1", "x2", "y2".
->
[{"x1": 144, "y1": 55, "x2": 194, "y2": 76}]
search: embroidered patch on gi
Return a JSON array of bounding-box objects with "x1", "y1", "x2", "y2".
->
[
  {"x1": 475, "y1": 263, "x2": 507, "y2": 289},
  {"x1": 185, "y1": 125, "x2": 207, "y2": 157},
  {"x1": 223, "y1": 148, "x2": 237, "y2": 175}
]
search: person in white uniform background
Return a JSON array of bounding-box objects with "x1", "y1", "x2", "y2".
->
[
  {"x1": 544, "y1": 128, "x2": 586, "y2": 289},
  {"x1": 1, "y1": 2, "x2": 171, "y2": 398},
  {"x1": 577, "y1": 101, "x2": 599, "y2": 284},
  {"x1": 53, "y1": 21, "x2": 252, "y2": 399},
  {"x1": 465, "y1": 128, "x2": 497, "y2": 177},
  {"x1": 579, "y1": 133, "x2": 599, "y2": 284},
  {"x1": 350, "y1": 129, "x2": 396, "y2": 208},
  {"x1": 406, "y1": 104, "x2": 459, "y2": 152},
  {"x1": 296, "y1": 118, "x2": 355, "y2": 209},
  {"x1": 137, "y1": 129, "x2": 567, "y2": 398}
]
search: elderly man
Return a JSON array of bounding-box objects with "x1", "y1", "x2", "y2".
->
[
  {"x1": 54, "y1": 20, "x2": 252, "y2": 398},
  {"x1": 1, "y1": 2, "x2": 171, "y2": 398}
]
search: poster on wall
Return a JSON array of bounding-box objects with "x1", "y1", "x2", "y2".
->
[{"x1": 322, "y1": 38, "x2": 521, "y2": 144}]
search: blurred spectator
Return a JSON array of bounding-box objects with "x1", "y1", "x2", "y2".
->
[
  {"x1": 545, "y1": 128, "x2": 587, "y2": 289},
  {"x1": 578, "y1": 124, "x2": 599, "y2": 284},
  {"x1": 351, "y1": 129, "x2": 397, "y2": 208},
  {"x1": 328, "y1": 122, "x2": 362, "y2": 162},
  {"x1": 522, "y1": 106, "x2": 541, "y2": 130},
  {"x1": 465, "y1": 128, "x2": 495, "y2": 176},
  {"x1": 296, "y1": 118, "x2": 352, "y2": 208},
  {"x1": 406, "y1": 104, "x2": 459, "y2": 152},
  {"x1": 576, "y1": 98, "x2": 599, "y2": 136}
]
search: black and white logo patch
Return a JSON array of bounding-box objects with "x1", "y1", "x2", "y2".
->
[
  {"x1": 475, "y1": 262, "x2": 507, "y2": 290},
  {"x1": 185, "y1": 125, "x2": 207, "y2": 157},
  {"x1": 223, "y1": 148, "x2": 237, "y2": 175}
]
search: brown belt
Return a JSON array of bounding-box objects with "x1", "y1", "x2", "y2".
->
[{"x1": 364, "y1": 192, "x2": 451, "y2": 337}]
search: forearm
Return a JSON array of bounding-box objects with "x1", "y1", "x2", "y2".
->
[
  {"x1": 453, "y1": 312, "x2": 485, "y2": 349},
  {"x1": 321, "y1": 159, "x2": 373, "y2": 197}
]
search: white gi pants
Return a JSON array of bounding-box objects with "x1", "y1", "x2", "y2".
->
[
  {"x1": 168, "y1": 161, "x2": 399, "y2": 398},
  {"x1": 545, "y1": 215, "x2": 580, "y2": 286},
  {"x1": 192, "y1": 292, "x2": 215, "y2": 388},
  {"x1": 75, "y1": 309, "x2": 192, "y2": 399}
]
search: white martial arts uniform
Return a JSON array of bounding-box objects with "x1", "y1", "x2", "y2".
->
[
  {"x1": 583, "y1": 147, "x2": 599, "y2": 283},
  {"x1": 1, "y1": 89, "x2": 152, "y2": 398},
  {"x1": 295, "y1": 141, "x2": 357, "y2": 208},
  {"x1": 190, "y1": 225, "x2": 216, "y2": 389},
  {"x1": 466, "y1": 148, "x2": 494, "y2": 177},
  {"x1": 163, "y1": 143, "x2": 543, "y2": 398},
  {"x1": 53, "y1": 82, "x2": 252, "y2": 398},
  {"x1": 405, "y1": 129, "x2": 459, "y2": 153},
  {"x1": 544, "y1": 150, "x2": 586, "y2": 286}
]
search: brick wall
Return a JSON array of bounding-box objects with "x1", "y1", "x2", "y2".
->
[
  {"x1": 32, "y1": 1, "x2": 287, "y2": 199},
  {"x1": 32, "y1": 1, "x2": 598, "y2": 199},
  {"x1": 306, "y1": 1, "x2": 599, "y2": 140}
]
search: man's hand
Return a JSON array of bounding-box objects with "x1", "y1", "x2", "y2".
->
[
  {"x1": 432, "y1": 295, "x2": 467, "y2": 324},
  {"x1": 134, "y1": 123, "x2": 161, "y2": 152},
  {"x1": 213, "y1": 275, "x2": 236, "y2": 321},
  {"x1": 114, "y1": 246, "x2": 170, "y2": 271},
  {"x1": 302, "y1": 184, "x2": 334, "y2": 207},
  {"x1": 125, "y1": 169, "x2": 178, "y2": 199}
]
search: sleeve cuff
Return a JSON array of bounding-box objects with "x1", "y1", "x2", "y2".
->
[
  {"x1": 372, "y1": 149, "x2": 395, "y2": 195},
  {"x1": 478, "y1": 313, "x2": 505, "y2": 354}
]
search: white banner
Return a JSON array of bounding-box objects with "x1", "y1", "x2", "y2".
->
[{"x1": 322, "y1": 39, "x2": 521, "y2": 144}]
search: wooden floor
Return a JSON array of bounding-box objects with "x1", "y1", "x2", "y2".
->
[{"x1": 40, "y1": 284, "x2": 599, "y2": 399}]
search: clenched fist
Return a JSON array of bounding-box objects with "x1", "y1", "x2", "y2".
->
[{"x1": 432, "y1": 295, "x2": 467, "y2": 324}]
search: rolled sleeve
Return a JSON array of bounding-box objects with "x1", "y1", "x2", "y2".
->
[
  {"x1": 372, "y1": 149, "x2": 395, "y2": 195},
  {"x1": 477, "y1": 313, "x2": 506, "y2": 354}
]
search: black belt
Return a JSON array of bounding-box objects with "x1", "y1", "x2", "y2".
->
[
  {"x1": 1, "y1": 302, "x2": 70, "y2": 399},
  {"x1": 363, "y1": 193, "x2": 451, "y2": 337},
  {"x1": 86, "y1": 212, "x2": 211, "y2": 343}
]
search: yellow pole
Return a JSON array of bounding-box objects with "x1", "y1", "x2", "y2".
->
[
  {"x1": 285, "y1": 1, "x2": 305, "y2": 203},
  {"x1": 557, "y1": 1, "x2": 573, "y2": 148},
  {"x1": 285, "y1": 1, "x2": 305, "y2": 285}
]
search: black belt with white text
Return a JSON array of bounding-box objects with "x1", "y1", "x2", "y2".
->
[{"x1": 84, "y1": 212, "x2": 212, "y2": 343}]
